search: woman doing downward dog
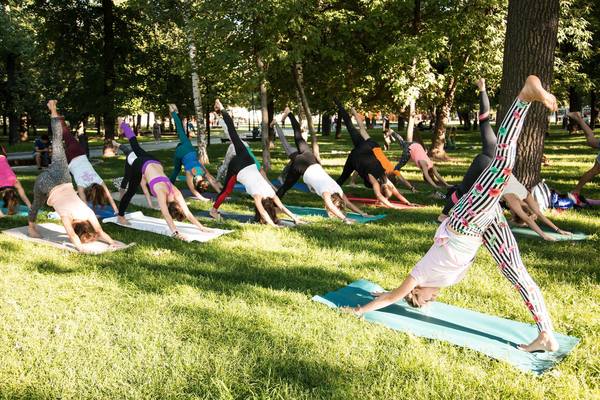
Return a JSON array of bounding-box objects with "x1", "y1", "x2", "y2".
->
[
  {"x1": 345, "y1": 76, "x2": 560, "y2": 353},
  {"x1": 0, "y1": 153, "x2": 31, "y2": 217},
  {"x1": 274, "y1": 107, "x2": 369, "y2": 223},
  {"x1": 501, "y1": 175, "x2": 570, "y2": 241},
  {"x1": 210, "y1": 100, "x2": 302, "y2": 227},
  {"x1": 335, "y1": 101, "x2": 414, "y2": 209},
  {"x1": 28, "y1": 100, "x2": 118, "y2": 251},
  {"x1": 61, "y1": 118, "x2": 119, "y2": 214},
  {"x1": 116, "y1": 121, "x2": 213, "y2": 240},
  {"x1": 167, "y1": 104, "x2": 221, "y2": 200}
]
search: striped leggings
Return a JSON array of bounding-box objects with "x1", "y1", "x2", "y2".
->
[{"x1": 448, "y1": 97, "x2": 553, "y2": 333}]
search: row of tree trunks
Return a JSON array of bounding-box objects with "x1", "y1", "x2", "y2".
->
[
  {"x1": 256, "y1": 55, "x2": 271, "y2": 171},
  {"x1": 6, "y1": 52, "x2": 19, "y2": 145},
  {"x1": 497, "y1": 0, "x2": 560, "y2": 189}
]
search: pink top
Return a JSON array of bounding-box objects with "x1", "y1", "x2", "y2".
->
[
  {"x1": 0, "y1": 156, "x2": 17, "y2": 187},
  {"x1": 409, "y1": 143, "x2": 434, "y2": 170},
  {"x1": 47, "y1": 183, "x2": 95, "y2": 221},
  {"x1": 410, "y1": 219, "x2": 481, "y2": 287}
]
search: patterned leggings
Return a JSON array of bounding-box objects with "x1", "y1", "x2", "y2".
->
[
  {"x1": 448, "y1": 97, "x2": 553, "y2": 333},
  {"x1": 29, "y1": 117, "x2": 72, "y2": 222}
]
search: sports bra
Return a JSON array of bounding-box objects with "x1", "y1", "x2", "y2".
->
[{"x1": 148, "y1": 176, "x2": 174, "y2": 197}]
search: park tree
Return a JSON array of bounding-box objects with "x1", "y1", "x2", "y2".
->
[{"x1": 498, "y1": 0, "x2": 560, "y2": 189}]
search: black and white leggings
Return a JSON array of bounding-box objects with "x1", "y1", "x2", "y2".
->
[{"x1": 448, "y1": 97, "x2": 553, "y2": 333}]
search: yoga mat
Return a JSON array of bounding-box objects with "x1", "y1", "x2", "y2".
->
[
  {"x1": 270, "y1": 179, "x2": 310, "y2": 193},
  {"x1": 104, "y1": 211, "x2": 232, "y2": 242},
  {"x1": 346, "y1": 197, "x2": 419, "y2": 209},
  {"x1": 196, "y1": 210, "x2": 295, "y2": 227},
  {"x1": 0, "y1": 204, "x2": 29, "y2": 217},
  {"x1": 285, "y1": 205, "x2": 385, "y2": 224},
  {"x1": 2, "y1": 223, "x2": 133, "y2": 254},
  {"x1": 111, "y1": 193, "x2": 160, "y2": 210},
  {"x1": 510, "y1": 227, "x2": 589, "y2": 241},
  {"x1": 180, "y1": 189, "x2": 222, "y2": 201},
  {"x1": 584, "y1": 198, "x2": 600, "y2": 206},
  {"x1": 314, "y1": 280, "x2": 579, "y2": 374}
]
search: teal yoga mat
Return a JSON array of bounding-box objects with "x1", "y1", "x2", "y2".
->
[
  {"x1": 511, "y1": 226, "x2": 589, "y2": 241},
  {"x1": 285, "y1": 205, "x2": 385, "y2": 224},
  {"x1": 313, "y1": 280, "x2": 579, "y2": 374},
  {"x1": 0, "y1": 201, "x2": 28, "y2": 217}
]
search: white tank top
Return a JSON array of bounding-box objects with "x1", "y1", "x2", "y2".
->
[
  {"x1": 503, "y1": 174, "x2": 528, "y2": 200},
  {"x1": 237, "y1": 164, "x2": 275, "y2": 197},
  {"x1": 303, "y1": 164, "x2": 343, "y2": 197},
  {"x1": 69, "y1": 155, "x2": 103, "y2": 188}
]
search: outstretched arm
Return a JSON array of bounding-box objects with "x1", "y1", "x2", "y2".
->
[
  {"x1": 201, "y1": 166, "x2": 222, "y2": 192},
  {"x1": 369, "y1": 176, "x2": 406, "y2": 209},
  {"x1": 388, "y1": 184, "x2": 412, "y2": 205},
  {"x1": 14, "y1": 180, "x2": 31, "y2": 208},
  {"x1": 254, "y1": 196, "x2": 278, "y2": 227},
  {"x1": 342, "y1": 194, "x2": 368, "y2": 216},
  {"x1": 271, "y1": 195, "x2": 302, "y2": 224},
  {"x1": 102, "y1": 182, "x2": 119, "y2": 213},
  {"x1": 89, "y1": 217, "x2": 116, "y2": 245},
  {"x1": 569, "y1": 112, "x2": 600, "y2": 148},
  {"x1": 505, "y1": 195, "x2": 555, "y2": 241},
  {"x1": 322, "y1": 192, "x2": 348, "y2": 221},
  {"x1": 350, "y1": 275, "x2": 418, "y2": 315},
  {"x1": 419, "y1": 161, "x2": 440, "y2": 189},
  {"x1": 525, "y1": 194, "x2": 570, "y2": 236},
  {"x1": 61, "y1": 216, "x2": 84, "y2": 251}
]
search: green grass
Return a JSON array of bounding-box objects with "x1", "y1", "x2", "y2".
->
[{"x1": 0, "y1": 126, "x2": 599, "y2": 399}]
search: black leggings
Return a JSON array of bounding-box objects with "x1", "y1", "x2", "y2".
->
[
  {"x1": 336, "y1": 100, "x2": 365, "y2": 148},
  {"x1": 276, "y1": 112, "x2": 318, "y2": 198},
  {"x1": 442, "y1": 89, "x2": 495, "y2": 215},
  {"x1": 214, "y1": 111, "x2": 255, "y2": 209},
  {"x1": 118, "y1": 136, "x2": 159, "y2": 216}
]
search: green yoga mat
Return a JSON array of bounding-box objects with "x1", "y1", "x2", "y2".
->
[
  {"x1": 285, "y1": 206, "x2": 385, "y2": 224},
  {"x1": 314, "y1": 280, "x2": 579, "y2": 374},
  {"x1": 510, "y1": 227, "x2": 589, "y2": 241}
]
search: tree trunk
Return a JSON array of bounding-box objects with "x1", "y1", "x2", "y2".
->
[
  {"x1": 96, "y1": 114, "x2": 101, "y2": 136},
  {"x1": 497, "y1": 0, "x2": 560, "y2": 189},
  {"x1": 567, "y1": 86, "x2": 582, "y2": 134},
  {"x1": 292, "y1": 62, "x2": 320, "y2": 159},
  {"x1": 102, "y1": 0, "x2": 116, "y2": 156},
  {"x1": 146, "y1": 113, "x2": 150, "y2": 130},
  {"x1": 136, "y1": 114, "x2": 142, "y2": 134},
  {"x1": 406, "y1": 98, "x2": 416, "y2": 141},
  {"x1": 6, "y1": 53, "x2": 19, "y2": 145},
  {"x1": 591, "y1": 91, "x2": 598, "y2": 130},
  {"x1": 186, "y1": 37, "x2": 209, "y2": 164},
  {"x1": 2, "y1": 115, "x2": 7, "y2": 137},
  {"x1": 430, "y1": 78, "x2": 457, "y2": 160},
  {"x1": 205, "y1": 107, "x2": 211, "y2": 145},
  {"x1": 267, "y1": 99, "x2": 275, "y2": 149},
  {"x1": 257, "y1": 55, "x2": 271, "y2": 171},
  {"x1": 322, "y1": 113, "x2": 331, "y2": 135},
  {"x1": 335, "y1": 111, "x2": 342, "y2": 138}
]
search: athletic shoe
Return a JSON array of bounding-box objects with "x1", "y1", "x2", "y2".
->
[{"x1": 567, "y1": 192, "x2": 583, "y2": 207}]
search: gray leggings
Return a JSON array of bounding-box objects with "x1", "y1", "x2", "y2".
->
[{"x1": 29, "y1": 117, "x2": 72, "y2": 222}]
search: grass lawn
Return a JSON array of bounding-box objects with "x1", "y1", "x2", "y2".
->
[{"x1": 0, "y1": 125, "x2": 598, "y2": 399}]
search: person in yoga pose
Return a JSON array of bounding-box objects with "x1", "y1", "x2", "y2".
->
[
  {"x1": 350, "y1": 108, "x2": 418, "y2": 193},
  {"x1": 0, "y1": 153, "x2": 31, "y2": 217},
  {"x1": 210, "y1": 100, "x2": 302, "y2": 227},
  {"x1": 335, "y1": 101, "x2": 414, "y2": 209},
  {"x1": 28, "y1": 100, "x2": 119, "y2": 252},
  {"x1": 566, "y1": 111, "x2": 600, "y2": 206},
  {"x1": 60, "y1": 118, "x2": 119, "y2": 214},
  {"x1": 344, "y1": 76, "x2": 560, "y2": 353},
  {"x1": 116, "y1": 120, "x2": 214, "y2": 240},
  {"x1": 273, "y1": 107, "x2": 369, "y2": 223},
  {"x1": 167, "y1": 104, "x2": 221, "y2": 201},
  {"x1": 502, "y1": 174, "x2": 570, "y2": 241}
]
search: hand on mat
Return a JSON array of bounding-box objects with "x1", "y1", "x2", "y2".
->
[
  {"x1": 343, "y1": 218, "x2": 356, "y2": 225},
  {"x1": 117, "y1": 215, "x2": 130, "y2": 226},
  {"x1": 557, "y1": 229, "x2": 572, "y2": 236},
  {"x1": 542, "y1": 234, "x2": 557, "y2": 242},
  {"x1": 193, "y1": 194, "x2": 210, "y2": 202},
  {"x1": 340, "y1": 306, "x2": 363, "y2": 316},
  {"x1": 294, "y1": 218, "x2": 307, "y2": 225},
  {"x1": 173, "y1": 231, "x2": 189, "y2": 241}
]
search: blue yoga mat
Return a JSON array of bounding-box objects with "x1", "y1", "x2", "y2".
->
[
  {"x1": 285, "y1": 206, "x2": 385, "y2": 224},
  {"x1": 313, "y1": 280, "x2": 579, "y2": 374},
  {"x1": 180, "y1": 189, "x2": 221, "y2": 201},
  {"x1": 196, "y1": 210, "x2": 295, "y2": 227},
  {"x1": 510, "y1": 226, "x2": 589, "y2": 241},
  {"x1": 0, "y1": 205, "x2": 29, "y2": 217},
  {"x1": 89, "y1": 203, "x2": 117, "y2": 219}
]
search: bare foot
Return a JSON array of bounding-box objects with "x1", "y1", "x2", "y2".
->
[
  {"x1": 476, "y1": 78, "x2": 486, "y2": 92},
  {"x1": 117, "y1": 215, "x2": 130, "y2": 225},
  {"x1": 518, "y1": 331, "x2": 559, "y2": 353},
  {"x1": 281, "y1": 106, "x2": 291, "y2": 123},
  {"x1": 518, "y1": 75, "x2": 558, "y2": 112},
  {"x1": 567, "y1": 111, "x2": 581, "y2": 122},
  {"x1": 209, "y1": 208, "x2": 221, "y2": 220},
  {"x1": 28, "y1": 225, "x2": 42, "y2": 238},
  {"x1": 214, "y1": 99, "x2": 223, "y2": 113}
]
